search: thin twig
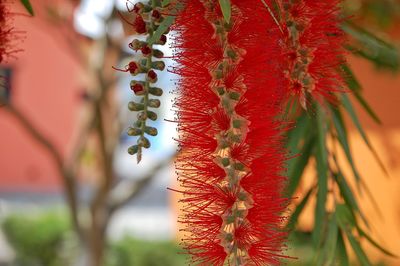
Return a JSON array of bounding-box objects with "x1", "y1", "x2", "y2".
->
[
  {"x1": 260, "y1": 0, "x2": 284, "y2": 35},
  {"x1": 107, "y1": 154, "x2": 176, "y2": 214}
]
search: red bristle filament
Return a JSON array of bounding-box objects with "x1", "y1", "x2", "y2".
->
[
  {"x1": 279, "y1": 0, "x2": 346, "y2": 109},
  {"x1": 0, "y1": 0, "x2": 23, "y2": 64},
  {"x1": 172, "y1": 0, "x2": 289, "y2": 265}
]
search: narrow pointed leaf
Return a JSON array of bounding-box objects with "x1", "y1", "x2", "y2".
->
[
  {"x1": 337, "y1": 204, "x2": 372, "y2": 266},
  {"x1": 20, "y1": 0, "x2": 34, "y2": 16},
  {"x1": 341, "y1": 63, "x2": 362, "y2": 92},
  {"x1": 316, "y1": 214, "x2": 338, "y2": 266},
  {"x1": 336, "y1": 231, "x2": 350, "y2": 266},
  {"x1": 218, "y1": 0, "x2": 231, "y2": 23},
  {"x1": 342, "y1": 22, "x2": 399, "y2": 70},
  {"x1": 341, "y1": 94, "x2": 388, "y2": 176},
  {"x1": 331, "y1": 107, "x2": 362, "y2": 185},
  {"x1": 286, "y1": 112, "x2": 311, "y2": 154},
  {"x1": 313, "y1": 107, "x2": 328, "y2": 247},
  {"x1": 334, "y1": 170, "x2": 369, "y2": 228},
  {"x1": 286, "y1": 135, "x2": 314, "y2": 198},
  {"x1": 357, "y1": 227, "x2": 398, "y2": 257},
  {"x1": 345, "y1": 229, "x2": 372, "y2": 266}
]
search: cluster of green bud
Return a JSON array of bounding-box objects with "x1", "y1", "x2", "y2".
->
[{"x1": 122, "y1": 0, "x2": 169, "y2": 162}]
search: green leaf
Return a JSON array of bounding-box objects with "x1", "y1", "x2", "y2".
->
[
  {"x1": 341, "y1": 63, "x2": 362, "y2": 92},
  {"x1": 336, "y1": 231, "x2": 350, "y2": 266},
  {"x1": 345, "y1": 229, "x2": 372, "y2": 266},
  {"x1": 286, "y1": 135, "x2": 314, "y2": 198},
  {"x1": 331, "y1": 107, "x2": 362, "y2": 185},
  {"x1": 336, "y1": 204, "x2": 372, "y2": 266},
  {"x1": 218, "y1": 0, "x2": 231, "y2": 23},
  {"x1": 336, "y1": 204, "x2": 356, "y2": 228},
  {"x1": 20, "y1": 0, "x2": 34, "y2": 16},
  {"x1": 316, "y1": 214, "x2": 338, "y2": 266},
  {"x1": 334, "y1": 170, "x2": 369, "y2": 228},
  {"x1": 357, "y1": 227, "x2": 398, "y2": 258},
  {"x1": 342, "y1": 22, "x2": 399, "y2": 70},
  {"x1": 354, "y1": 90, "x2": 382, "y2": 124},
  {"x1": 341, "y1": 94, "x2": 388, "y2": 176},
  {"x1": 148, "y1": 16, "x2": 175, "y2": 45},
  {"x1": 286, "y1": 187, "x2": 313, "y2": 230},
  {"x1": 341, "y1": 63, "x2": 382, "y2": 124},
  {"x1": 313, "y1": 107, "x2": 328, "y2": 247},
  {"x1": 286, "y1": 112, "x2": 311, "y2": 155}
]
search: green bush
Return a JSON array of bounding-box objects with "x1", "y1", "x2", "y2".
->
[
  {"x1": 2, "y1": 212, "x2": 70, "y2": 266},
  {"x1": 107, "y1": 237, "x2": 187, "y2": 266},
  {"x1": 2, "y1": 211, "x2": 187, "y2": 266}
]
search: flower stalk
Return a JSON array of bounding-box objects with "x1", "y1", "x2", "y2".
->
[{"x1": 119, "y1": 0, "x2": 169, "y2": 162}]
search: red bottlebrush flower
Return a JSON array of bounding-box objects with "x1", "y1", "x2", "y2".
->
[
  {"x1": 159, "y1": 34, "x2": 167, "y2": 45},
  {"x1": 279, "y1": 0, "x2": 346, "y2": 109},
  {"x1": 151, "y1": 9, "x2": 161, "y2": 20},
  {"x1": 141, "y1": 45, "x2": 152, "y2": 56},
  {"x1": 130, "y1": 81, "x2": 145, "y2": 95},
  {"x1": 134, "y1": 15, "x2": 147, "y2": 34},
  {"x1": 172, "y1": 0, "x2": 289, "y2": 265},
  {"x1": 146, "y1": 69, "x2": 157, "y2": 83},
  {"x1": 0, "y1": 0, "x2": 21, "y2": 64},
  {"x1": 133, "y1": 2, "x2": 144, "y2": 13},
  {"x1": 128, "y1": 61, "x2": 140, "y2": 75}
]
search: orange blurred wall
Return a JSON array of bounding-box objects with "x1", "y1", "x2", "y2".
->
[{"x1": 295, "y1": 54, "x2": 400, "y2": 265}]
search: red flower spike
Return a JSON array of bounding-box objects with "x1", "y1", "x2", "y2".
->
[
  {"x1": 0, "y1": 1, "x2": 22, "y2": 64},
  {"x1": 280, "y1": 0, "x2": 346, "y2": 109},
  {"x1": 172, "y1": 0, "x2": 289, "y2": 265}
]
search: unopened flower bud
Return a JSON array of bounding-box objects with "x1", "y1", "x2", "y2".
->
[
  {"x1": 128, "y1": 101, "x2": 144, "y2": 111},
  {"x1": 152, "y1": 49, "x2": 164, "y2": 58},
  {"x1": 128, "y1": 145, "x2": 139, "y2": 155},
  {"x1": 148, "y1": 99, "x2": 161, "y2": 108},
  {"x1": 145, "y1": 126, "x2": 158, "y2": 136},
  {"x1": 149, "y1": 87, "x2": 163, "y2": 96},
  {"x1": 152, "y1": 61, "x2": 165, "y2": 71},
  {"x1": 146, "y1": 111, "x2": 158, "y2": 121},
  {"x1": 138, "y1": 137, "x2": 151, "y2": 149},
  {"x1": 128, "y1": 127, "x2": 142, "y2": 136}
]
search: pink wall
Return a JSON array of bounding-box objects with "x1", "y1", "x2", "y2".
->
[{"x1": 0, "y1": 1, "x2": 81, "y2": 191}]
